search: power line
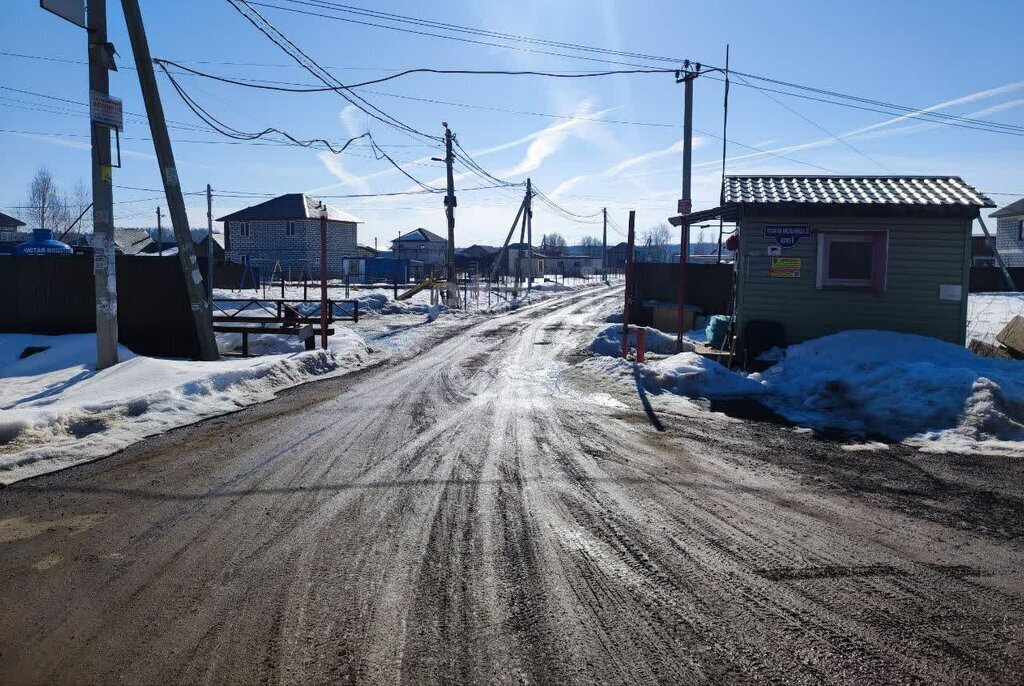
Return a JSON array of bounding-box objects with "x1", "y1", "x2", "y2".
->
[{"x1": 729, "y1": 72, "x2": 895, "y2": 173}]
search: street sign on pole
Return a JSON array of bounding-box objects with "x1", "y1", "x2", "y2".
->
[{"x1": 40, "y1": 0, "x2": 86, "y2": 28}]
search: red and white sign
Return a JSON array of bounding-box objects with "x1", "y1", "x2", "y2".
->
[{"x1": 90, "y1": 91, "x2": 123, "y2": 131}]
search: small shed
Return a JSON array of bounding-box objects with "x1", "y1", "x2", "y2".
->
[{"x1": 670, "y1": 175, "x2": 994, "y2": 358}]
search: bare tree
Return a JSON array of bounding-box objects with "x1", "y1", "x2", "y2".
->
[
  {"x1": 66, "y1": 179, "x2": 92, "y2": 238},
  {"x1": 24, "y1": 167, "x2": 71, "y2": 233},
  {"x1": 578, "y1": 235, "x2": 602, "y2": 248},
  {"x1": 540, "y1": 232, "x2": 567, "y2": 251},
  {"x1": 640, "y1": 223, "x2": 673, "y2": 262}
]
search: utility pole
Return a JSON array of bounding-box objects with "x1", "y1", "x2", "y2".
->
[
  {"x1": 206, "y1": 184, "x2": 214, "y2": 299},
  {"x1": 88, "y1": 0, "x2": 119, "y2": 369},
  {"x1": 602, "y1": 207, "x2": 608, "y2": 284},
  {"x1": 718, "y1": 45, "x2": 730, "y2": 265},
  {"x1": 676, "y1": 60, "x2": 699, "y2": 353},
  {"x1": 121, "y1": 0, "x2": 219, "y2": 361},
  {"x1": 525, "y1": 177, "x2": 533, "y2": 293},
  {"x1": 319, "y1": 203, "x2": 328, "y2": 350},
  {"x1": 442, "y1": 122, "x2": 459, "y2": 308},
  {"x1": 156, "y1": 206, "x2": 162, "y2": 254}
]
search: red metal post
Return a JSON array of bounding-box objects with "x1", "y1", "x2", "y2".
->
[
  {"x1": 622, "y1": 210, "x2": 636, "y2": 359},
  {"x1": 319, "y1": 204, "x2": 328, "y2": 351},
  {"x1": 636, "y1": 328, "x2": 645, "y2": 362}
]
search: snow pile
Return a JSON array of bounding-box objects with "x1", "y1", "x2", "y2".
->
[
  {"x1": 0, "y1": 331, "x2": 370, "y2": 484},
  {"x1": 584, "y1": 353, "x2": 760, "y2": 400},
  {"x1": 753, "y1": 330, "x2": 1024, "y2": 451},
  {"x1": 584, "y1": 324, "x2": 1024, "y2": 454},
  {"x1": 590, "y1": 324, "x2": 692, "y2": 357}
]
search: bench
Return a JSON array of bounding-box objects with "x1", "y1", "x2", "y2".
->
[{"x1": 213, "y1": 323, "x2": 335, "y2": 356}]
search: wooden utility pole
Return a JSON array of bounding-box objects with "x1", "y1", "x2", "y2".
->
[
  {"x1": 156, "y1": 206, "x2": 162, "y2": 254},
  {"x1": 718, "y1": 46, "x2": 730, "y2": 265},
  {"x1": 206, "y1": 184, "x2": 214, "y2": 299},
  {"x1": 526, "y1": 177, "x2": 534, "y2": 293},
  {"x1": 490, "y1": 194, "x2": 526, "y2": 281},
  {"x1": 319, "y1": 203, "x2": 328, "y2": 350},
  {"x1": 442, "y1": 122, "x2": 459, "y2": 308},
  {"x1": 88, "y1": 0, "x2": 119, "y2": 369},
  {"x1": 602, "y1": 207, "x2": 608, "y2": 284},
  {"x1": 121, "y1": 0, "x2": 219, "y2": 361},
  {"x1": 676, "y1": 61, "x2": 699, "y2": 353}
]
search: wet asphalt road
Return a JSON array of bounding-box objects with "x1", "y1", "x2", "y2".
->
[{"x1": 1, "y1": 286, "x2": 1023, "y2": 684}]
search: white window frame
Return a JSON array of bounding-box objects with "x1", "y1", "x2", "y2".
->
[
  {"x1": 286, "y1": 220, "x2": 297, "y2": 237},
  {"x1": 238, "y1": 221, "x2": 250, "y2": 237},
  {"x1": 815, "y1": 231, "x2": 885, "y2": 289}
]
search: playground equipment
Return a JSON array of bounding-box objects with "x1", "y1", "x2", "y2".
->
[{"x1": 396, "y1": 277, "x2": 435, "y2": 301}]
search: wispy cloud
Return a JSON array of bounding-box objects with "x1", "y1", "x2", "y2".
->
[
  {"x1": 605, "y1": 138, "x2": 707, "y2": 177},
  {"x1": 317, "y1": 151, "x2": 370, "y2": 194}
]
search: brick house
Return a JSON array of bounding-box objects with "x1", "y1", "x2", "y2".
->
[
  {"x1": 991, "y1": 197, "x2": 1024, "y2": 267},
  {"x1": 391, "y1": 228, "x2": 447, "y2": 268},
  {"x1": 218, "y1": 193, "x2": 361, "y2": 278}
]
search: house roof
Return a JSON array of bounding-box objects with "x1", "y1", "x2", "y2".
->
[
  {"x1": 217, "y1": 193, "x2": 363, "y2": 223},
  {"x1": 991, "y1": 197, "x2": 1024, "y2": 218},
  {"x1": 0, "y1": 211, "x2": 25, "y2": 228},
  {"x1": 114, "y1": 228, "x2": 156, "y2": 255},
  {"x1": 394, "y1": 228, "x2": 446, "y2": 243},
  {"x1": 722, "y1": 175, "x2": 995, "y2": 208}
]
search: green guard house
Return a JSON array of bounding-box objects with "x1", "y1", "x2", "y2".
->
[{"x1": 670, "y1": 176, "x2": 995, "y2": 362}]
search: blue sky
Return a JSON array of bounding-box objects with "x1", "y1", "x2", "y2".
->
[{"x1": 2, "y1": 0, "x2": 1022, "y2": 247}]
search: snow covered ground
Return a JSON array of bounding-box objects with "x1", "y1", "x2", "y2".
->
[
  {"x1": 0, "y1": 331, "x2": 370, "y2": 485},
  {"x1": 967, "y1": 292, "x2": 1024, "y2": 344},
  {"x1": 1, "y1": 277, "x2": 613, "y2": 485},
  {"x1": 584, "y1": 326, "x2": 1024, "y2": 456}
]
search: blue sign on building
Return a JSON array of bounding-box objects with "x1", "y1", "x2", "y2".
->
[{"x1": 764, "y1": 225, "x2": 812, "y2": 249}]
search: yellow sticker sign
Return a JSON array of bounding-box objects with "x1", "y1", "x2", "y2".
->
[
  {"x1": 770, "y1": 257, "x2": 801, "y2": 278},
  {"x1": 101, "y1": 165, "x2": 113, "y2": 184}
]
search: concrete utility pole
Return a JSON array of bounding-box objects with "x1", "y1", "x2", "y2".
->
[
  {"x1": 88, "y1": 0, "x2": 119, "y2": 369},
  {"x1": 442, "y1": 122, "x2": 459, "y2": 308},
  {"x1": 206, "y1": 184, "x2": 214, "y2": 299},
  {"x1": 121, "y1": 0, "x2": 219, "y2": 361},
  {"x1": 676, "y1": 61, "x2": 699, "y2": 353},
  {"x1": 490, "y1": 194, "x2": 526, "y2": 281},
  {"x1": 602, "y1": 207, "x2": 608, "y2": 284},
  {"x1": 156, "y1": 206, "x2": 162, "y2": 254},
  {"x1": 526, "y1": 177, "x2": 533, "y2": 293}
]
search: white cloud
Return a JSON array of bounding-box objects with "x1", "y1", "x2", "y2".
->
[
  {"x1": 317, "y1": 151, "x2": 370, "y2": 194},
  {"x1": 339, "y1": 105, "x2": 363, "y2": 139},
  {"x1": 605, "y1": 138, "x2": 707, "y2": 177}
]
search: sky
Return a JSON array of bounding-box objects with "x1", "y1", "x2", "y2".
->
[{"x1": 2, "y1": 0, "x2": 1023, "y2": 249}]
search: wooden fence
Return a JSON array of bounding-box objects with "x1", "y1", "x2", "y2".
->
[
  {"x1": 970, "y1": 267, "x2": 1024, "y2": 293},
  {"x1": 629, "y1": 262, "x2": 733, "y2": 327},
  {"x1": 0, "y1": 254, "x2": 203, "y2": 359}
]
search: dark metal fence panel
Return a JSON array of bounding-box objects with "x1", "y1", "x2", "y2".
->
[
  {"x1": 0, "y1": 254, "x2": 201, "y2": 359},
  {"x1": 969, "y1": 267, "x2": 1024, "y2": 293},
  {"x1": 631, "y1": 262, "x2": 733, "y2": 314}
]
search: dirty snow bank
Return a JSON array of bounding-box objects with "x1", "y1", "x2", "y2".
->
[
  {"x1": 752, "y1": 330, "x2": 1024, "y2": 453},
  {"x1": 590, "y1": 324, "x2": 691, "y2": 356},
  {"x1": 585, "y1": 326, "x2": 1024, "y2": 454},
  {"x1": 0, "y1": 331, "x2": 370, "y2": 484}
]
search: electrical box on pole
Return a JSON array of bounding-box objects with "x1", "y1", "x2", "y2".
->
[{"x1": 121, "y1": 0, "x2": 219, "y2": 361}]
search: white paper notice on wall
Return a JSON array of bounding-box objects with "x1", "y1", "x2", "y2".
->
[{"x1": 939, "y1": 284, "x2": 963, "y2": 301}]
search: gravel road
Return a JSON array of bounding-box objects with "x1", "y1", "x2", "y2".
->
[{"x1": 1, "y1": 286, "x2": 1022, "y2": 684}]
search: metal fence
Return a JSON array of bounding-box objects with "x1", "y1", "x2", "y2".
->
[{"x1": 0, "y1": 254, "x2": 203, "y2": 358}]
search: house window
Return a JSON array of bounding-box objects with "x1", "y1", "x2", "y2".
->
[
  {"x1": 238, "y1": 221, "x2": 250, "y2": 237},
  {"x1": 287, "y1": 221, "x2": 297, "y2": 237},
  {"x1": 1018, "y1": 219, "x2": 1023, "y2": 241},
  {"x1": 816, "y1": 231, "x2": 888, "y2": 295}
]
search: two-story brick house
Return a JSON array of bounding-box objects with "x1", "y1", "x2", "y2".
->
[
  {"x1": 992, "y1": 198, "x2": 1024, "y2": 267},
  {"x1": 218, "y1": 193, "x2": 362, "y2": 278},
  {"x1": 391, "y1": 228, "x2": 447, "y2": 268}
]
